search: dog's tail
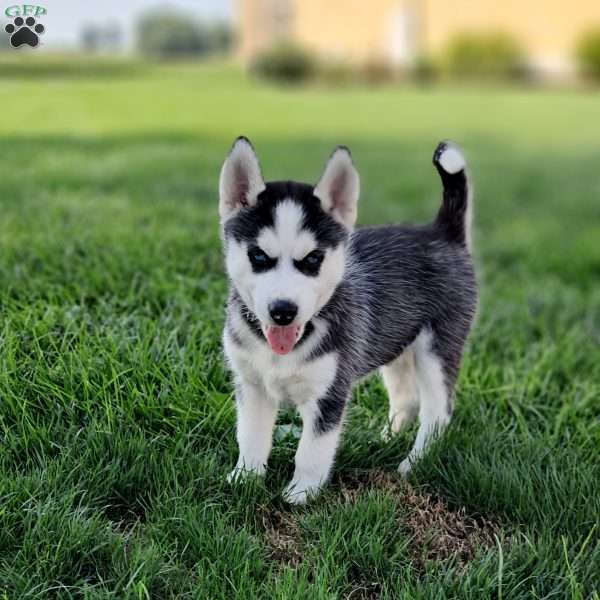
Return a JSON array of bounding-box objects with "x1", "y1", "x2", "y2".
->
[{"x1": 432, "y1": 141, "x2": 472, "y2": 252}]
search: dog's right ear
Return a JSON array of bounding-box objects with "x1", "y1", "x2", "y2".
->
[{"x1": 219, "y1": 137, "x2": 265, "y2": 222}]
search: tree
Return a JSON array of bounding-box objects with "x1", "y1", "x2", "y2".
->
[{"x1": 136, "y1": 10, "x2": 231, "y2": 59}]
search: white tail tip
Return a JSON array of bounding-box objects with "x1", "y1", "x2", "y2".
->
[{"x1": 438, "y1": 145, "x2": 466, "y2": 175}]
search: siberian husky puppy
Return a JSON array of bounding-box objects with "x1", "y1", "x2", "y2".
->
[{"x1": 220, "y1": 137, "x2": 477, "y2": 503}]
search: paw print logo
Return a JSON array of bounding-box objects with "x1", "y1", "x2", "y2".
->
[{"x1": 5, "y1": 16, "x2": 45, "y2": 48}]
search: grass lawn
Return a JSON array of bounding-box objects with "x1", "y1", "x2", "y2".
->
[{"x1": 0, "y1": 57, "x2": 599, "y2": 598}]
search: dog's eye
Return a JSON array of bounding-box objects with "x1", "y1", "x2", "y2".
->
[
  {"x1": 295, "y1": 249, "x2": 324, "y2": 276},
  {"x1": 248, "y1": 246, "x2": 276, "y2": 272},
  {"x1": 304, "y1": 250, "x2": 324, "y2": 266}
]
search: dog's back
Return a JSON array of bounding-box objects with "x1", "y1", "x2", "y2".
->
[
  {"x1": 317, "y1": 141, "x2": 477, "y2": 381},
  {"x1": 335, "y1": 222, "x2": 476, "y2": 377}
]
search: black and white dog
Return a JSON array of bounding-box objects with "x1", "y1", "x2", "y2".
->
[{"x1": 220, "y1": 137, "x2": 477, "y2": 503}]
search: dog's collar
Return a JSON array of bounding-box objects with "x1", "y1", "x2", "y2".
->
[{"x1": 238, "y1": 301, "x2": 265, "y2": 340}]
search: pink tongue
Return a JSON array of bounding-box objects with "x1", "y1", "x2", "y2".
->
[{"x1": 266, "y1": 325, "x2": 300, "y2": 355}]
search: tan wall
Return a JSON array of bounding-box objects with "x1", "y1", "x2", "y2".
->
[
  {"x1": 422, "y1": 0, "x2": 600, "y2": 70},
  {"x1": 238, "y1": 0, "x2": 272, "y2": 61},
  {"x1": 238, "y1": 0, "x2": 600, "y2": 72},
  {"x1": 292, "y1": 0, "x2": 398, "y2": 63},
  {"x1": 237, "y1": 0, "x2": 402, "y2": 64},
  {"x1": 238, "y1": 0, "x2": 295, "y2": 61}
]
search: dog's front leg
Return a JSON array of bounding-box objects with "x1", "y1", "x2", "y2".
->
[
  {"x1": 228, "y1": 378, "x2": 278, "y2": 483},
  {"x1": 283, "y1": 387, "x2": 348, "y2": 504}
]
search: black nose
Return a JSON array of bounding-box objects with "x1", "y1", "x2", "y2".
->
[{"x1": 269, "y1": 300, "x2": 298, "y2": 326}]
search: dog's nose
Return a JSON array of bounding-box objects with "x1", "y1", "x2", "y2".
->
[{"x1": 269, "y1": 300, "x2": 298, "y2": 326}]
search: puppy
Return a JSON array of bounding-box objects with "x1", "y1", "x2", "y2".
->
[{"x1": 219, "y1": 137, "x2": 477, "y2": 503}]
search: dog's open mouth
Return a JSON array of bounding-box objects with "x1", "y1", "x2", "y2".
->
[{"x1": 265, "y1": 325, "x2": 302, "y2": 355}]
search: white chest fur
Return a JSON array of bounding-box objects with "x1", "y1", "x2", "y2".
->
[{"x1": 224, "y1": 315, "x2": 338, "y2": 406}]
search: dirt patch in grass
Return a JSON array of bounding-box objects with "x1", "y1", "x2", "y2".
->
[
  {"x1": 259, "y1": 506, "x2": 304, "y2": 566},
  {"x1": 402, "y1": 483, "x2": 501, "y2": 569},
  {"x1": 338, "y1": 470, "x2": 502, "y2": 570},
  {"x1": 259, "y1": 470, "x2": 501, "y2": 573}
]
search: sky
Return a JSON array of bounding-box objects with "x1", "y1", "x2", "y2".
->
[{"x1": 2, "y1": 0, "x2": 234, "y2": 49}]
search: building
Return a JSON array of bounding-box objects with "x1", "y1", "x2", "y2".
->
[{"x1": 237, "y1": 0, "x2": 600, "y2": 77}]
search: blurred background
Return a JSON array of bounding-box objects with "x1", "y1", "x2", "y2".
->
[{"x1": 2, "y1": 0, "x2": 600, "y2": 84}]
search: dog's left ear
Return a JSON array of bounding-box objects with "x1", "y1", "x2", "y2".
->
[
  {"x1": 219, "y1": 136, "x2": 266, "y2": 222},
  {"x1": 314, "y1": 146, "x2": 360, "y2": 229}
]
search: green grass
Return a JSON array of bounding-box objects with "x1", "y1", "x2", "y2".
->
[{"x1": 0, "y1": 56, "x2": 599, "y2": 598}]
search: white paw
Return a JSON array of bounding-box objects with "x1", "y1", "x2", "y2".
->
[
  {"x1": 282, "y1": 479, "x2": 321, "y2": 505},
  {"x1": 226, "y1": 463, "x2": 265, "y2": 484},
  {"x1": 380, "y1": 424, "x2": 393, "y2": 442},
  {"x1": 398, "y1": 457, "x2": 414, "y2": 477},
  {"x1": 381, "y1": 412, "x2": 413, "y2": 441}
]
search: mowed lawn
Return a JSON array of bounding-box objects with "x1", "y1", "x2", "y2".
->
[{"x1": 0, "y1": 58, "x2": 599, "y2": 599}]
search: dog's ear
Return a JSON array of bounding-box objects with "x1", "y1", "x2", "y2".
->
[
  {"x1": 219, "y1": 136, "x2": 265, "y2": 222},
  {"x1": 314, "y1": 146, "x2": 360, "y2": 229}
]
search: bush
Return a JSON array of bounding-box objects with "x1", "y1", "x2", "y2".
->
[
  {"x1": 576, "y1": 28, "x2": 600, "y2": 81},
  {"x1": 361, "y1": 58, "x2": 397, "y2": 84},
  {"x1": 411, "y1": 54, "x2": 439, "y2": 84},
  {"x1": 136, "y1": 11, "x2": 231, "y2": 59},
  {"x1": 317, "y1": 59, "x2": 356, "y2": 86},
  {"x1": 444, "y1": 32, "x2": 525, "y2": 80},
  {"x1": 251, "y1": 43, "x2": 315, "y2": 83}
]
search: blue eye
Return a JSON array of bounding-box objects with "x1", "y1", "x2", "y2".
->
[
  {"x1": 305, "y1": 251, "x2": 323, "y2": 266},
  {"x1": 295, "y1": 249, "x2": 324, "y2": 275},
  {"x1": 248, "y1": 246, "x2": 276, "y2": 271},
  {"x1": 250, "y1": 248, "x2": 267, "y2": 263}
]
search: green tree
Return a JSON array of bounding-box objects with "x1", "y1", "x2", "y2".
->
[
  {"x1": 136, "y1": 11, "x2": 231, "y2": 59},
  {"x1": 576, "y1": 28, "x2": 600, "y2": 81}
]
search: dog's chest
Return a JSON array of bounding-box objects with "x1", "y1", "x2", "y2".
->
[{"x1": 225, "y1": 332, "x2": 337, "y2": 405}]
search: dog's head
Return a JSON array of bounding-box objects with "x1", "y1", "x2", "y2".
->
[{"x1": 219, "y1": 137, "x2": 360, "y2": 355}]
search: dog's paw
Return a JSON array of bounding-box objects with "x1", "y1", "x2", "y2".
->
[
  {"x1": 282, "y1": 479, "x2": 321, "y2": 505},
  {"x1": 381, "y1": 422, "x2": 404, "y2": 442},
  {"x1": 380, "y1": 424, "x2": 394, "y2": 442},
  {"x1": 227, "y1": 463, "x2": 265, "y2": 484},
  {"x1": 381, "y1": 411, "x2": 414, "y2": 441},
  {"x1": 433, "y1": 141, "x2": 465, "y2": 175},
  {"x1": 398, "y1": 457, "x2": 414, "y2": 477}
]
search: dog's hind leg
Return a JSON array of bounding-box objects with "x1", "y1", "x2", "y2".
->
[
  {"x1": 399, "y1": 330, "x2": 453, "y2": 475},
  {"x1": 380, "y1": 347, "x2": 419, "y2": 440}
]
